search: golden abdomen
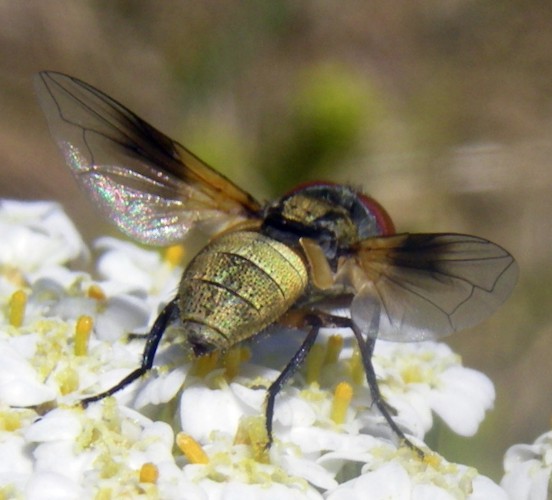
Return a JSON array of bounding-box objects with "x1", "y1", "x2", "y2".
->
[{"x1": 178, "y1": 231, "x2": 308, "y2": 353}]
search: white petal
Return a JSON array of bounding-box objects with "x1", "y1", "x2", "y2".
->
[
  {"x1": 0, "y1": 200, "x2": 87, "y2": 272},
  {"x1": 412, "y1": 484, "x2": 458, "y2": 499},
  {"x1": 469, "y1": 475, "x2": 508, "y2": 500},
  {"x1": 280, "y1": 454, "x2": 338, "y2": 490},
  {"x1": 382, "y1": 388, "x2": 433, "y2": 437},
  {"x1": 503, "y1": 442, "x2": 540, "y2": 467},
  {"x1": 229, "y1": 383, "x2": 266, "y2": 410},
  {"x1": 0, "y1": 344, "x2": 56, "y2": 406},
  {"x1": 326, "y1": 462, "x2": 411, "y2": 500},
  {"x1": 501, "y1": 460, "x2": 551, "y2": 499},
  {"x1": 180, "y1": 386, "x2": 243, "y2": 440},
  {"x1": 96, "y1": 237, "x2": 161, "y2": 290},
  {"x1": 26, "y1": 471, "x2": 80, "y2": 500},
  {"x1": 33, "y1": 440, "x2": 94, "y2": 482},
  {"x1": 25, "y1": 409, "x2": 82, "y2": 442},
  {"x1": 94, "y1": 295, "x2": 150, "y2": 342},
  {"x1": 274, "y1": 393, "x2": 316, "y2": 428},
  {"x1": 429, "y1": 367, "x2": 494, "y2": 436},
  {"x1": 0, "y1": 434, "x2": 33, "y2": 475},
  {"x1": 134, "y1": 366, "x2": 186, "y2": 407},
  {"x1": 290, "y1": 427, "x2": 383, "y2": 455},
  {"x1": 194, "y1": 478, "x2": 323, "y2": 500}
]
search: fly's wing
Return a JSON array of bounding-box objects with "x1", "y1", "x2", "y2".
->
[
  {"x1": 35, "y1": 71, "x2": 262, "y2": 246},
  {"x1": 338, "y1": 233, "x2": 518, "y2": 341}
]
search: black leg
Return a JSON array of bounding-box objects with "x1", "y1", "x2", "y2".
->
[
  {"x1": 81, "y1": 297, "x2": 180, "y2": 407},
  {"x1": 264, "y1": 314, "x2": 322, "y2": 446},
  {"x1": 299, "y1": 308, "x2": 424, "y2": 456},
  {"x1": 350, "y1": 322, "x2": 423, "y2": 456}
]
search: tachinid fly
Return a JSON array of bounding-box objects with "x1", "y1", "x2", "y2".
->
[{"x1": 35, "y1": 71, "x2": 518, "y2": 453}]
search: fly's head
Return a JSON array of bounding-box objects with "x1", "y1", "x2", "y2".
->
[{"x1": 262, "y1": 182, "x2": 395, "y2": 262}]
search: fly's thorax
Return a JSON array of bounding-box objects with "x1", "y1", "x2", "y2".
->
[
  {"x1": 178, "y1": 231, "x2": 308, "y2": 353},
  {"x1": 262, "y1": 183, "x2": 395, "y2": 264}
]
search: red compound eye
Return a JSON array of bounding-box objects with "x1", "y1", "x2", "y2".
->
[{"x1": 356, "y1": 192, "x2": 395, "y2": 236}]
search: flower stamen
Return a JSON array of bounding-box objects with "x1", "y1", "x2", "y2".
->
[
  {"x1": 8, "y1": 289, "x2": 27, "y2": 328},
  {"x1": 139, "y1": 462, "x2": 159, "y2": 483},
  {"x1": 74, "y1": 315, "x2": 93, "y2": 356},
  {"x1": 176, "y1": 433, "x2": 209, "y2": 464},
  {"x1": 194, "y1": 352, "x2": 219, "y2": 377},
  {"x1": 330, "y1": 381, "x2": 353, "y2": 424},
  {"x1": 164, "y1": 244, "x2": 185, "y2": 267},
  {"x1": 324, "y1": 334, "x2": 344, "y2": 364},
  {"x1": 234, "y1": 415, "x2": 269, "y2": 463},
  {"x1": 306, "y1": 344, "x2": 325, "y2": 385},
  {"x1": 222, "y1": 347, "x2": 243, "y2": 380},
  {"x1": 349, "y1": 348, "x2": 364, "y2": 385},
  {"x1": 87, "y1": 284, "x2": 106, "y2": 300},
  {"x1": 56, "y1": 366, "x2": 79, "y2": 395}
]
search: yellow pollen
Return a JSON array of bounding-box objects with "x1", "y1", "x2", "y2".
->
[
  {"x1": 234, "y1": 415, "x2": 269, "y2": 463},
  {"x1": 306, "y1": 343, "x2": 325, "y2": 385},
  {"x1": 0, "y1": 411, "x2": 22, "y2": 431},
  {"x1": 349, "y1": 348, "x2": 364, "y2": 385},
  {"x1": 56, "y1": 367, "x2": 79, "y2": 395},
  {"x1": 423, "y1": 451, "x2": 441, "y2": 467},
  {"x1": 87, "y1": 284, "x2": 106, "y2": 300},
  {"x1": 401, "y1": 365, "x2": 425, "y2": 384},
  {"x1": 176, "y1": 433, "x2": 209, "y2": 464},
  {"x1": 165, "y1": 245, "x2": 185, "y2": 267},
  {"x1": 330, "y1": 382, "x2": 353, "y2": 424},
  {"x1": 0, "y1": 265, "x2": 25, "y2": 286},
  {"x1": 95, "y1": 488, "x2": 112, "y2": 500},
  {"x1": 74, "y1": 315, "x2": 93, "y2": 356},
  {"x1": 139, "y1": 462, "x2": 159, "y2": 483},
  {"x1": 324, "y1": 335, "x2": 344, "y2": 364},
  {"x1": 8, "y1": 290, "x2": 27, "y2": 328}
]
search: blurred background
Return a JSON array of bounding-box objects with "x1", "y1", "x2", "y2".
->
[{"x1": 1, "y1": 0, "x2": 551, "y2": 480}]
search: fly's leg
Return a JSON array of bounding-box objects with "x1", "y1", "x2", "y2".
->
[
  {"x1": 293, "y1": 309, "x2": 424, "y2": 457},
  {"x1": 264, "y1": 314, "x2": 322, "y2": 447},
  {"x1": 349, "y1": 321, "x2": 424, "y2": 457},
  {"x1": 81, "y1": 297, "x2": 180, "y2": 407}
]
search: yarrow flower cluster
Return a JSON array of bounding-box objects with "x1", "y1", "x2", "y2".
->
[{"x1": 0, "y1": 200, "x2": 526, "y2": 499}]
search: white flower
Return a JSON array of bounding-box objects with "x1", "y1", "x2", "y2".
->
[
  {"x1": 20, "y1": 404, "x2": 182, "y2": 499},
  {"x1": 0, "y1": 200, "x2": 87, "y2": 278},
  {"x1": 324, "y1": 460, "x2": 508, "y2": 500},
  {"x1": 0, "y1": 272, "x2": 151, "y2": 408},
  {"x1": 501, "y1": 430, "x2": 552, "y2": 499},
  {"x1": 0, "y1": 200, "x2": 508, "y2": 498},
  {"x1": 372, "y1": 341, "x2": 495, "y2": 438},
  {"x1": 0, "y1": 342, "x2": 57, "y2": 406},
  {"x1": 174, "y1": 331, "x2": 501, "y2": 496},
  {"x1": 184, "y1": 478, "x2": 324, "y2": 500},
  {"x1": 95, "y1": 237, "x2": 182, "y2": 311},
  {"x1": 180, "y1": 383, "x2": 253, "y2": 441}
]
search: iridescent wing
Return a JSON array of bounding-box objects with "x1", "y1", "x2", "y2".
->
[
  {"x1": 35, "y1": 71, "x2": 262, "y2": 246},
  {"x1": 338, "y1": 233, "x2": 518, "y2": 341}
]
